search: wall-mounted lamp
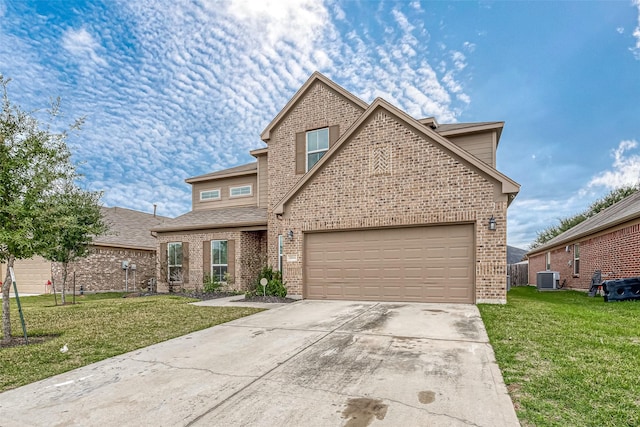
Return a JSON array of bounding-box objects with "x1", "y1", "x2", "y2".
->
[
  {"x1": 488, "y1": 216, "x2": 497, "y2": 231},
  {"x1": 287, "y1": 230, "x2": 294, "y2": 240}
]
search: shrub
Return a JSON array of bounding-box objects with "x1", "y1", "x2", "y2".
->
[
  {"x1": 203, "y1": 273, "x2": 222, "y2": 293},
  {"x1": 248, "y1": 266, "x2": 287, "y2": 297}
]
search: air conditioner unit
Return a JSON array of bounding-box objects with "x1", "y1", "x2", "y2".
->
[{"x1": 537, "y1": 271, "x2": 560, "y2": 290}]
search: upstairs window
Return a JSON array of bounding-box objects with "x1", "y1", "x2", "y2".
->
[
  {"x1": 306, "y1": 127, "x2": 329, "y2": 171},
  {"x1": 573, "y1": 244, "x2": 580, "y2": 275},
  {"x1": 200, "y1": 189, "x2": 220, "y2": 201},
  {"x1": 230, "y1": 185, "x2": 252, "y2": 197}
]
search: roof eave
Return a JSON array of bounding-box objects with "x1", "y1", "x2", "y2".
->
[
  {"x1": 185, "y1": 169, "x2": 257, "y2": 184},
  {"x1": 151, "y1": 220, "x2": 268, "y2": 233}
]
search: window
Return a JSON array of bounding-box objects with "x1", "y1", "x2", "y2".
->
[
  {"x1": 211, "y1": 240, "x2": 228, "y2": 282},
  {"x1": 306, "y1": 127, "x2": 329, "y2": 171},
  {"x1": 573, "y1": 244, "x2": 580, "y2": 275},
  {"x1": 168, "y1": 242, "x2": 183, "y2": 282},
  {"x1": 230, "y1": 185, "x2": 252, "y2": 197},
  {"x1": 200, "y1": 189, "x2": 220, "y2": 201},
  {"x1": 278, "y1": 235, "x2": 284, "y2": 273},
  {"x1": 545, "y1": 252, "x2": 551, "y2": 270}
]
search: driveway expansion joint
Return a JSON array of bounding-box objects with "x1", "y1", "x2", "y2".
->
[{"x1": 185, "y1": 303, "x2": 381, "y2": 426}]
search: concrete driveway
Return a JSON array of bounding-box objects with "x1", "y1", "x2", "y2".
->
[{"x1": 0, "y1": 300, "x2": 519, "y2": 426}]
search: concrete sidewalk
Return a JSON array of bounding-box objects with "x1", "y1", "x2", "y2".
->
[{"x1": 0, "y1": 300, "x2": 519, "y2": 426}]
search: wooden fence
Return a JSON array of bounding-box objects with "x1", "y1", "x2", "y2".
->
[{"x1": 507, "y1": 263, "x2": 529, "y2": 287}]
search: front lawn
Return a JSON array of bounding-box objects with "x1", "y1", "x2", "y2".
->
[
  {"x1": 479, "y1": 286, "x2": 640, "y2": 427},
  {"x1": 0, "y1": 293, "x2": 263, "y2": 392}
]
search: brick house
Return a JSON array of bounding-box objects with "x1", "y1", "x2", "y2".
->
[
  {"x1": 51, "y1": 206, "x2": 169, "y2": 292},
  {"x1": 151, "y1": 72, "x2": 520, "y2": 303},
  {"x1": 527, "y1": 190, "x2": 640, "y2": 289}
]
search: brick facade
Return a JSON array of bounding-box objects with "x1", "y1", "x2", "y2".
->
[
  {"x1": 528, "y1": 219, "x2": 640, "y2": 289},
  {"x1": 52, "y1": 246, "x2": 156, "y2": 292},
  {"x1": 155, "y1": 230, "x2": 266, "y2": 292},
  {"x1": 269, "y1": 107, "x2": 508, "y2": 302}
]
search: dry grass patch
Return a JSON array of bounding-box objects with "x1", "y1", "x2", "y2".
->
[{"x1": 0, "y1": 293, "x2": 263, "y2": 392}]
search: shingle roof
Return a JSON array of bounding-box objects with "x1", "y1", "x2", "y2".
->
[
  {"x1": 151, "y1": 206, "x2": 267, "y2": 232},
  {"x1": 96, "y1": 207, "x2": 170, "y2": 250},
  {"x1": 434, "y1": 122, "x2": 503, "y2": 133},
  {"x1": 528, "y1": 191, "x2": 640, "y2": 255},
  {"x1": 185, "y1": 162, "x2": 257, "y2": 183}
]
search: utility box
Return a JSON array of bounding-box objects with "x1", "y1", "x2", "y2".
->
[{"x1": 537, "y1": 271, "x2": 560, "y2": 290}]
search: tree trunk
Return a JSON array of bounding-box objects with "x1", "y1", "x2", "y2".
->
[
  {"x1": 61, "y1": 263, "x2": 68, "y2": 305},
  {"x1": 2, "y1": 255, "x2": 15, "y2": 344}
]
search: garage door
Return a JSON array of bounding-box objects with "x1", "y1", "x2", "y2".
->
[
  {"x1": 1, "y1": 256, "x2": 52, "y2": 295},
  {"x1": 304, "y1": 224, "x2": 474, "y2": 303}
]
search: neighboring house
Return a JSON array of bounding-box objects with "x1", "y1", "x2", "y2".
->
[
  {"x1": 507, "y1": 246, "x2": 528, "y2": 264},
  {"x1": 152, "y1": 72, "x2": 520, "y2": 303},
  {"x1": 2, "y1": 207, "x2": 168, "y2": 294},
  {"x1": 527, "y1": 190, "x2": 640, "y2": 289}
]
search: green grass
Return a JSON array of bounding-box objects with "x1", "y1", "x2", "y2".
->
[
  {"x1": 0, "y1": 293, "x2": 263, "y2": 392},
  {"x1": 479, "y1": 286, "x2": 640, "y2": 427}
]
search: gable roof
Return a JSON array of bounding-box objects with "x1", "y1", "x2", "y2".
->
[
  {"x1": 528, "y1": 190, "x2": 640, "y2": 256},
  {"x1": 96, "y1": 207, "x2": 170, "y2": 250},
  {"x1": 273, "y1": 97, "x2": 520, "y2": 214},
  {"x1": 260, "y1": 71, "x2": 368, "y2": 142},
  {"x1": 150, "y1": 206, "x2": 267, "y2": 233},
  {"x1": 185, "y1": 162, "x2": 257, "y2": 184}
]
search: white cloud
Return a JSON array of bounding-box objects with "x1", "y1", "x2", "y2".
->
[
  {"x1": 588, "y1": 139, "x2": 640, "y2": 189},
  {"x1": 617, "y1": 27, "x2": 625, "y2": 34},
  {"x1": 632, "y1": 0, "x2": 640, "y2": 59},
  {"x1": 62, "y1": 27, "x2": 108, "y2": 71}
]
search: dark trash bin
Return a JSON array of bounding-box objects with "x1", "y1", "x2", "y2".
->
[{"x1": 602, "y1": 277, "x2": 640, "y2": 302}]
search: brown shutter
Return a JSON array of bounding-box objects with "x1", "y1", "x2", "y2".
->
[
  {"x1": 295, "y1": 132, "x2": 306, "y2": 174},
  {"x1": 227, "y1": 239, "x2": 235, "y2": 282},
  {"x1": 202, "y1": 241, "x2": 211, "y2": 279},
  {"x1": 329, "y1": 125, "x2": 340, "y2": 147},
  {"x1": 160, "y1": 242, "x2": 167, "y2": 281},
  {"x1": 182, "y1": 242, "x2": 189, "y2": 284}
]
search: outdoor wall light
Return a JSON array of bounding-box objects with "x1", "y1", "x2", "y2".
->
[
  {"x1": 488, "y1": 216, "x2": 497, "y2": 231},
  {"x1": 287, "y1": 230, "x2": 294, "y2": 240}
]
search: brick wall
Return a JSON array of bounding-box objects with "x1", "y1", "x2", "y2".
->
[
  {"x1": 155, "y1": 230, "x2": 266, "y2": 292},
  {"x1": 52, "y1": 246, "x2": 156, "y2": 292},
  {"x1": 269, "y1": 106, "x2": 509, "y2": 303},
  {"x1": 529, "y1": 219, "x2": 640, "y2": 289}
]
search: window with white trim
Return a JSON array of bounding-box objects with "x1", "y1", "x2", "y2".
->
[
  {"x1": 278, "y1": 235, "x2": 284, "y2": 273},
  {"x1": 573, "y1": 244, "x2": 580, "y2": 275},
  {"x1": 306, "y1": 127, "x2": 329, "y2": 171},
  {"x1": 168, "y1": 242, "x2": 183, "y2": 282},
  {"x1": 230, "y1": 185, "x2": 252, "y2": 197},
  {"x1": 200, "y1": 189, "x2": 220, "y2": 201},
  {"x1": 211, "y1": 240, "x2": 228, "y2": 282},
  {"x1": 545, "y1": 252, "x2": 551, "y2": 270}
]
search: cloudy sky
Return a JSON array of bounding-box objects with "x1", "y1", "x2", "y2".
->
[{"x1": 1, "y1": 0, "x2": 639, "y2": 249}]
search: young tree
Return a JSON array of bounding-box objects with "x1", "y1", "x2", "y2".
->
[
  {"x1": 38, "y1": 186, "x2": 108, "y2": 305},
  {"x1": 530, "y1": 184, "x2": 639, "y2": 249},
  {"x1": 0, "y1": 75, "x2": 91, "y2": 343}
]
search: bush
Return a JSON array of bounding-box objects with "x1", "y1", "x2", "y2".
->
[
  {"x1": 203, "y1": 273, "x2": 222, "y2": 293},
  {"x1": 248, "y1": 266, "x2": 287, "y2": 297}
]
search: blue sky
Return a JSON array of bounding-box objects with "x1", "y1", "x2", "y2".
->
[{"x1": 1, "y1": 0, "x2": 639, "y2": 249}]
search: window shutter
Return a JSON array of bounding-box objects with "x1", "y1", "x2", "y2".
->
[
  {"x1": 203, "y1": 241, "x2": 211, "y2": 279},
  {"x1": 227, "y1": 240, "x2": 235, "y2": 281},
  {"x1": 160, "y1": 242, "x2": 167, "y2": 280},
  {"x1": 182, "y1": 242, "x2": 189, "y2": 284},
  {"x1": 329, "y1": 125, "x2": 339, "y2": 147},
  {"x1": 295, "y1": 132, "x2": 306, "y2": 174}
]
